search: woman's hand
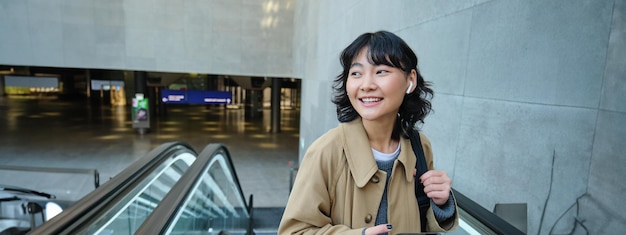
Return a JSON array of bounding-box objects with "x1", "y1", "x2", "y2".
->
[
  {"x1": 364, "y1": 224, "x2": 392, "y2": 235},
  {"x1": 418, "y1": 170, "x2": 451, "y2": 206}
]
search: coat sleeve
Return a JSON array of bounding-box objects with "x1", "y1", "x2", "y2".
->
[
  {"x1": 419, "y1": 133, "x2": 460, "y2": 232},
  {"x1": 425, "y1": 192, "x2": 459, "y2": 232},
  {"x1": 277, "y1": 139, "x2": 363, "y2": 235}
]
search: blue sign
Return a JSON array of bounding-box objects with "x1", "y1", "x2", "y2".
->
[{"x1": 161, "y1": 89, "x2": 232, "y2": 104}]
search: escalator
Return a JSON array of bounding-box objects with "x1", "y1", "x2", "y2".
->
[
  {"x1": 134, "y1": 144, "x2": 252, "y2": 235},
  {"x1": 28, "y1": 142, "x2": 523, "y2": 235},
  {"x1": 29, "y1": 142, "x2": 199, "y2": 235},
  {"x1": 449, "y1": 189, "x2": 524, "y2": 235}
]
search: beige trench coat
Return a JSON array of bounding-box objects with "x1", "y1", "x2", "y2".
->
[{"x1": 278, "y1": 118, "x2": 458, "y2": 235}]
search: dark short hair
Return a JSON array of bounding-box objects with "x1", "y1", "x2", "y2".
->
[{"x1": 331, "y1": 30, "x2": 433, "y2": 139}]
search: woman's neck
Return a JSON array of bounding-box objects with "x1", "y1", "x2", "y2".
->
[{"x1": 362, "y1": 118, "x2": 398, "y2": 154}]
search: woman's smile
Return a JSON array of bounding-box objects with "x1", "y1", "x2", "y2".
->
[{"x1": 359, "y1": 97, "x2": 383, "y2": 103}]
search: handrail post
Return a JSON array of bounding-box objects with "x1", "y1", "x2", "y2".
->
[
  {"x1": 247, "y1": 194, "x2": 254, "y2": 235},
  {"x1": 94, "y1": 169, "x2": 100, "y2": 188}
]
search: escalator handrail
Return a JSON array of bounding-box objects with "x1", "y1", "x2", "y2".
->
[
  {"x1": 453, "y1": 188, "x2": 525, "y2": 235},
  {"x1": 30, "y1": 142, "x2": 197, "y2": 235},
  {"x1": 135, "y1": 143, "x2": 249, "y2": 235}
]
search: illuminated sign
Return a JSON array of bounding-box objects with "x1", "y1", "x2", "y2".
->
[{"x1": 161, "y1": 89, "x2": 232, "y2": 104}]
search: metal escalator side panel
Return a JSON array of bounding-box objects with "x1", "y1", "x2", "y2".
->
[
  {"x1": 80, "y1": 152, "x2": 197, "y2": 235},
  {"x1": 29, "y1": 142, "x2": 197, "y2": 235},
  {"x1": 451, "y1": 189, "x2": 525, "y2": 235},
  {"x1": 135, "y1": 143, "x2": 251, "y2": 235}
]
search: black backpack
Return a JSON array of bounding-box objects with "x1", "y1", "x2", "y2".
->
[{"x1": 409, "y1": 129, "x2": 430, "y2": 232}]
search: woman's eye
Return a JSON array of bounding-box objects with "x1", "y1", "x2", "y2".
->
[
  {"x1": 350, "y1": 71, "x2": 361, "y2": 76},
  {"x1": 376, "y1": 70, "x2": 389, "y2": 74}
]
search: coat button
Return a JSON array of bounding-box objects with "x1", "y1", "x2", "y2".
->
[
  {"x1": 370, "y1": 175, "x2": 380, "y2": 183},
  {"x1": 365, "y1": 214, "x2": 373, "y2": 223}
]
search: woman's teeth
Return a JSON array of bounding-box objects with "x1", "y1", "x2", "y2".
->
[{"x1": 361, "y1": 97, "x2": 382, "y2": 103}]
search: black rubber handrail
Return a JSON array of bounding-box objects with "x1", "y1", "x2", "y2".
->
[
  {"x1": 29, "y1": 142, "x2": 197, "y2": 235},
  {"x1": 135, "y1": 143, "x2": 251, "y2": 235},
  {"x1": 453, "y1": 188, "x2": 525, "y2": 235},
  {"x1": 0, "y1": 184, "x2": 55, "y2": 199}
]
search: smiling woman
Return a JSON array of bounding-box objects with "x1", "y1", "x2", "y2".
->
[
  {"x1": 344, "y1": 47, "x2": 416, "y2": 140},
  {"x1": 279, "y1": 31, "x2": 458, "y2": 235}
]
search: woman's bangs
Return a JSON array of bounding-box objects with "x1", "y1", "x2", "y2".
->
[{"x1": 367, "y1": 42, "x2": 404, "y2": 70}]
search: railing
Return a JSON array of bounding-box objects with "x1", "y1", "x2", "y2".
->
[
  {"x1": 452, "y1": 189, "x2": 525, "y2": 235},
  {"x1": 0, "y1": 165, "x2": 99, "y2": 189},
  {"x1": 28, "y1": 142, "x2": 253, "y2": 235},
  {"x1": 135, "y1": 143, "x2": 252, "y2": 235},
  {"x1": 30, "y1": 142, "x2": 197, "y2": 235}
]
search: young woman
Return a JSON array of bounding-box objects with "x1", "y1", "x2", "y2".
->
[{"x1": 279, "y1": 31, "x2": 458, "y2": 235}]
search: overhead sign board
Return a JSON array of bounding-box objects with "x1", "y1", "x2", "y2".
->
[{"x1": 161, "y1": 89, "x2": 232, "y2": 105}]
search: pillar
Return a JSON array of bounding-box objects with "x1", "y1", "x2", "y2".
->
[{"x1": 271, "y1": 77, "x2": 282, "y2": 133}]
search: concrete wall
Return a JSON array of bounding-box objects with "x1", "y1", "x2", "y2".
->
[
  {"x1": 294, "y1": 0, "x2": 626, "y2": 234},
  {"x1": 0, "y1": 0, "x2": 294, "y2": 77}
]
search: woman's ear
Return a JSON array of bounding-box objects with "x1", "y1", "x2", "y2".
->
[{"x1": 406, "y1": 69, "x2": 418, "y2": 94}]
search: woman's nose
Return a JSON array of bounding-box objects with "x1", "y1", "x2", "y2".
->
[{"x1": 360, "y1": 74, "x2": 376, "y2": 91}]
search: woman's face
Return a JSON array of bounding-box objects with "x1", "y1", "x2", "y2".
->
[{"x1": 346, "y1": 47, "x2": 416, "y2": 123}]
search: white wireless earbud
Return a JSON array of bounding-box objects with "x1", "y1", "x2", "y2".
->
[{"x1": 406, "y1": 81, "x2": 413, "y2": 94}]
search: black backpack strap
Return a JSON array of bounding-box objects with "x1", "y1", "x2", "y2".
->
[{"x1": 409, "y1": 129, "x2": 430, "y2": 232}]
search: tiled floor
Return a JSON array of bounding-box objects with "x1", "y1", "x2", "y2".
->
[{"x1": 0, "y1": 96, "x2": 300, "y2": 208}]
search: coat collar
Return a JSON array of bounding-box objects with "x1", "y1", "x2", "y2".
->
[{"x1": 340, "y1": 118, "x2": 417, "y2": 188}]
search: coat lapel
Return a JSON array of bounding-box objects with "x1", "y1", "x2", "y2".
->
[
  {"x1": 340, "y1": 119, "x2": 379, "y2": 188},
  {"x1": 398, "y1": 137, "x2": 417, "y2": 183}
]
